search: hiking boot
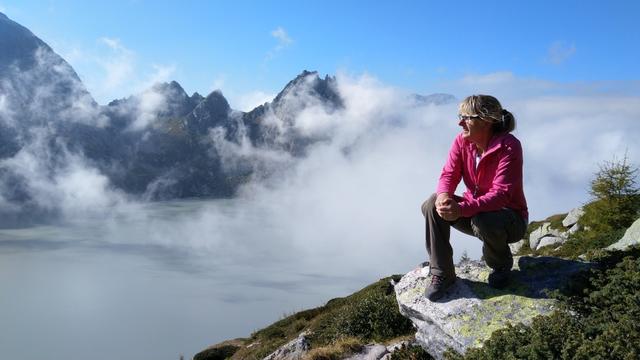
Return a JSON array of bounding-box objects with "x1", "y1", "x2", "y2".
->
[
  {"x1": 488, "y1": 267, "x2": 511, "y2": 289},
  {"x1": 424, "y1": 274, "x2": 455, "y2": 301}
]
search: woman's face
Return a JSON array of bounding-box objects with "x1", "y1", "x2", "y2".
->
[{"x1": 458, "y1": 115, "x2": 492, "y2": 143}]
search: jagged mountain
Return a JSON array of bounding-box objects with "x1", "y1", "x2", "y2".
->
[
  {"x1": 0, "y1": 12, "x2": 97, "y2": 128},
  {"x1": 0, "y1": 12, "x2": 454, "y2": 213},
  {"x1": 243, "y1": 70, "x2": 342, "y2": 155}
]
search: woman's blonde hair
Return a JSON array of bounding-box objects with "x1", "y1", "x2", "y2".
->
[{"x1": 459, "y1": 94, "x2": 516, "y2": 134}]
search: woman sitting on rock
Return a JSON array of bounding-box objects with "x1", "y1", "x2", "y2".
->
[{"x1": 421, "y1": 94, "x2": 528, "y2": 301}]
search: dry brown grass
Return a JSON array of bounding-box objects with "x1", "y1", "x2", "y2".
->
[{"x1": 303, "y1": 337, "x2": 364, "y2": 360}]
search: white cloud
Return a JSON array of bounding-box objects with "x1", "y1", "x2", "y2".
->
[
  {"x1": 98, "y1": 37, "x2": 135, "y2": 91},
  {"x1": 545, "y1": 41, "x2": 576, "y2": 65},
  {"x1": 138, "y1": 64, "x2": 176, "y2": 91},
  {"x1": 3, "y1": 68, "x2": 640, "y2": 278},
  {"x1": 210, "y1": 75, "x2": 226, "y2": 92},
  {"x1": 59, "y1": 37, "x2": 178, "y2": 105},
  {"x1": 233, "y1": 90, "x2": 275, "y2": 112},
  {"x1": 131, "y1": 87, "x2": 167, "y2": 130},
  {"x1": 198, "y1": 72, "x2": 640, "y2": 272},
  {"x1": 0, "y1": 93, "x2": 12, "y2": 121},
  {"x1": 0, "y1": 127, "x2": 128, "y2": 217},
  {"x1": 271, "y1": 26, "x2": 293, "y2": 48},
  {"x1": 266, "y1": 26, "x2": 293, "y2": 60}
]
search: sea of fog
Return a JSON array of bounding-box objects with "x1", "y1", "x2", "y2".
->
[{"x1": 0, "y1": 197, "x2": 483, "y2": 360}]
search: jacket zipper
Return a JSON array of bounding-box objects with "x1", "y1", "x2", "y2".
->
[{"x1": 474, "y1": 148, "x2": 482, "y2": 197}]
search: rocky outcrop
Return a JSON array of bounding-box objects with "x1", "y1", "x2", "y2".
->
[
  {"x1": 606, "y1": 217, "x2": 640, "y2": 251},
  {"x1": 536, "y1": 236, "x2": 565, "y2": 249},
  {"x1": 395, "y1": 257, "x2": 592, "y2": 359},
  {"x1": 529, "y1": 222, "x2": 565, "y2": 250},
  {"x1": 562, "y1": 206, "x2": 584, "y2": 228},
  {"x1": 528, "y1": 207, "x2": 586, "y2": 251},
  {"x1": 262, "y1": 332, "x2": 310, "y2": 360}
]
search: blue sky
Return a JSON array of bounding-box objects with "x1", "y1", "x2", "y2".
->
[{"x1": 1, "y1": 0, "x2": 639, "y2": 108}]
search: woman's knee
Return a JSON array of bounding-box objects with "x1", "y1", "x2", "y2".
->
[
  {"x1": 421, "y1": 193, "x2": 438, "y2": 217},
  {"x1": 470, "y1": 212, "x2": 504, "y2": 238}
]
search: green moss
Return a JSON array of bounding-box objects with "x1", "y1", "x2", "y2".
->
[
  {"x1": 452, "y1": 294, "x2": 555, "y2": 347},
  {"x1": 452, "y1": 248, "x2": 640, "y2": 360}
]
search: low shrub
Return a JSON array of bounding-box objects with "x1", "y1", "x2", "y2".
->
[
  {"x1": 308, "y1": 276, "x2": 414, "y2": 347},
  {"x1": 449, "y1": 247, "x2": 640, "y2": 359},
  {"x1": 193, "y1": 344, "x2": 240, "y2": 360},
  {"x1": 389, "y1": 343, "x2": 435, "y2": 360}
]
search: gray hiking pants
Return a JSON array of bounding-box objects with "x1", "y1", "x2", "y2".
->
[{"x1": 421, "y1": 193, "x2": 527, "y2": 278}]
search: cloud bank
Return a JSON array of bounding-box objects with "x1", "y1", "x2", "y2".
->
[{"x1": 2, "y1": 64, "x2": 640, "y2": 277}]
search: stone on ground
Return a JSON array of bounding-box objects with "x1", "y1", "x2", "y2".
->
[
  {"x1": 606, "y1": 217, "x2": 640, "y2": 251},
  {"x1": 394, "y1": 257, "x2": 591, "y2": 360}
]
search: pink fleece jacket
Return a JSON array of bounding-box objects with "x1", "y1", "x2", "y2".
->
[{"x1": 436, "y1": 132, "x2": 529, "y2": 222}]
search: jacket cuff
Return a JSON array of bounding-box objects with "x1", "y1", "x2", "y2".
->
[{"x1": 458, "y1": 201, "x2": 477, "y2": 218}]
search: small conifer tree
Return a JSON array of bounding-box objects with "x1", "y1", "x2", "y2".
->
[{"x1": 581, "y1": 153, "x2": 640, "y2": 234}]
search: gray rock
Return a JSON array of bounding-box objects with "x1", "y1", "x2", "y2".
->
[
  {"x1": 606, "y1": 217, "x2": 640, "y2": 251},
  {"x1": 262, "y1": 332, "x2": 309, "y2": 360},
  {"x1": 529, "y1": 223, "x2": 563, "y2": 249},
  {"x1": 568, "y1": 223, "x2": 581, "y2": 234},
  {"x1": 343, "y1": 344, "x2": 388, "y2": 360},
  {"x1": 509, "y1": 239, "x2": 524, "y2": 254},
  {"x1": 536, "y1": 236, "x2": 566, "y2": 250},
  {"x1": 395, "y1": 257, "x2": 592, "y2": 359},
  {"x1": 562, "y1": 207, "x2": 585, "y2": 228}
]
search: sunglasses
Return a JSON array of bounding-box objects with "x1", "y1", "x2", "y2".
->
[{"x1": 458, "y1": 114, "x2": 483, "y2": 122}]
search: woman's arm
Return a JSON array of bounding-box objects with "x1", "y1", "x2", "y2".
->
[{"x1": 436, "y1": 134, "x2": 464, "y2": 196}]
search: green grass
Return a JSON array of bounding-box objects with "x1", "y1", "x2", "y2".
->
[{"x1": 195, "y1": 275, "x2": 414, "y2": 360}]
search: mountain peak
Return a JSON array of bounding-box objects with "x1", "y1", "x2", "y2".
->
[
  {"x1": 150, "y1": 80, "x2": 188, "y2": 98},
  {"x1": 184, "y1": 89, "x2": 231, "y2": 134},
  {"x1": 0, "y1": 11, "x2": 96, "y2": 124},
  {"x1": 205, "y1": 89, "x2": 226, "y2": 100},
  {"x1": 270, "y1": 70, "x2": 342, "y2": 114}
]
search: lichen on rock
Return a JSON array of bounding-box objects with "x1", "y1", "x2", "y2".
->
[{"x1": 394, "y1": 256, "x2": 591, "y2": 359}]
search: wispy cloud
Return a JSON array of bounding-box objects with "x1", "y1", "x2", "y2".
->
[
  {"x1": 98, "y1": 37, "x2": 135, "y2": 90},
  {"x1": 209, "y1": 74, "x2": 226, "y2": 92},
  {"x1": 55, "y1": 37, "x2": 179, "y2": 105},
  {"x1": 266, "y1": 26, "x2": 293, "y2": 60},
  {"x1": 271, "y1": 26, "x2": 293, "y2": 48},
  {"x1": 139, "y1": 64, "x2": 176, "y2": 90},
  {"x1": 545, "y1": 41, "x2": 576, "y2": 65},
  {"x1": 233, "y1": 90, "x2": 275, "y2": 112},
  {"x1": 3, "y1": 64, "x2": 640, "y2": 270}
]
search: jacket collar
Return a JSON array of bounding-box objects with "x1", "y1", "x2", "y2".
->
[{"x1": 467, "y1": 133, "x2": 507, "y2": 157}]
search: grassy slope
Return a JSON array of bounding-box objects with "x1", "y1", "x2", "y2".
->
[
  {"x1": 195, "y1": 275, "x2": 414, "y2": 360},
  {"x1": 196, "y1": 196, "x2": 640, "y2": 360}
]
